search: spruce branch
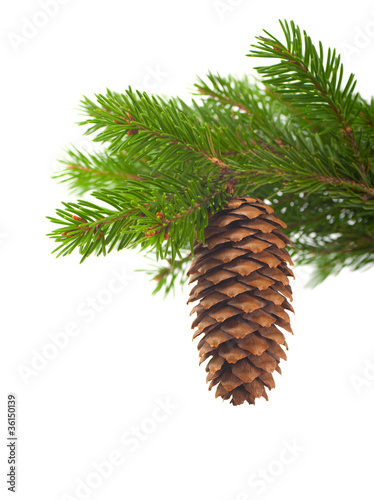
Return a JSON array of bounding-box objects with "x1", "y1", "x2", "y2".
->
[
  {"x1": 194, "y1": 73, "x2": 254, "y2": 115},
  {"x1": 48, "y1": 19, "x2": 374, "y2": 291},
  {"x1": 54, "y1": 148, "x2": 148, "y2": 193},
  {"x1": 249, "y1": 20, "x2": 360, "y2": 125},
  {"x1": 48, "y1": 174, "x2": 228, "y2": 263},
  {"x1": 142, "y1": 253, "x2": 193, "y2": 295},
  {"x1": 249, "y1": 20, "x2": 369, "y2": 178}
]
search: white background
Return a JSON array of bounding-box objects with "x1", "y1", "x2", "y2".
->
[{"x1": 2, "y1": 1, "x2": 374, "y2": 499}]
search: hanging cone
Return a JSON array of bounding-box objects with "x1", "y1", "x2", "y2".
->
[{"x1": 187, "y1": 197, "x2": 294, "y2": 406}]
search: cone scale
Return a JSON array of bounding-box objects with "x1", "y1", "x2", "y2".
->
[{"x1": 187, "y1": 197, "x2": 294, "y2": 406}]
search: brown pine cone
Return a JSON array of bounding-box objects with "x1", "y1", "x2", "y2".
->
[{"x1": 187, "y1": 197, "x2": 294, "y2": 406}]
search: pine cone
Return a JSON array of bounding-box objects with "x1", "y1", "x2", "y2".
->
[{"x1": 187, "y1": 197, "x2": 294, "y2": 406}]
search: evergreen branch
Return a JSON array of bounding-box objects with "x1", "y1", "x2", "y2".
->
[
  {"x1": 54, "y1": 148, "x2": 149, "y2": 194},
  {"x1": 249, "y1": 20, "x2": 370, "y2": 177},
  {"x1": 79, "y1": 89, "x2": 253, "y2": 192},
  {"x1": 263, "y1": 85, "x2": 313, "y2": 126},
  {"x1": 194, "y1": 73, "x2": 253, "y2": 114},
  {"x1": 48, "y1": 19, "x2": 374, "y2": 292},
  {"x1": 80, "y1": 90, "x2": 218, "y2": 157},
  {"x1": 238, "y1": 160, "x2": 374, "y2": 199},
  {"x1": 294, "y1": 231, "x2": 374, "y2": 285},
  {"x1": 249, "y1": 20, "x2": 360, "y2": 124},
  {"x1": 66, "y1": 164, "x2": 141, "y2": 180},
  {"x1": 142, "y1": 253, "x2": 193, "y2": 295},
  {"x1": 48, "y1": 175, "x2": 228, "y2": 262}
]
